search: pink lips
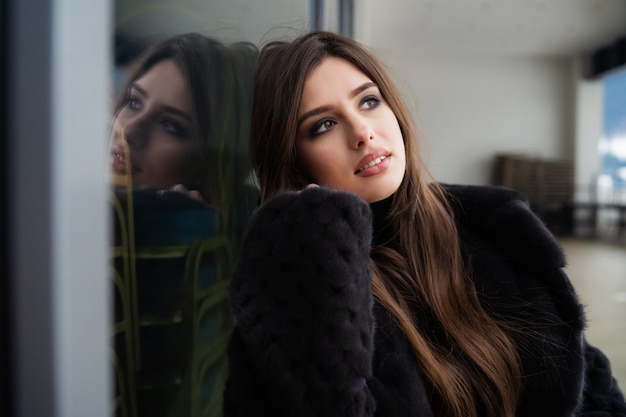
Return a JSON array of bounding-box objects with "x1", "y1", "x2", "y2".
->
[
  {"x1": 110, "y1": 144, "x2": 141, "y2": 175},
  {"x1": 354, "y1": 150, "x2": 391, "y2": 177}
]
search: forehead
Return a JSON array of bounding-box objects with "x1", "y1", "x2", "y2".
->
[
  {"x1": 300, "y1": 57, "x2": 373, "y2": 107},
  {"x1": 134, "y1": 59, "x2": 191, "y2": 110}
]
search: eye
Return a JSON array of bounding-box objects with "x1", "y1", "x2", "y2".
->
[
  {"x1": 161, "y1": 118, "x2": 185, "y2": 137},
  {"x1": 310, "y1": 118, "x2": 337, "y2": 136},
  {"x1": 361, "y1": 95, "x2": 381, "y2": 110},
  {"x1": 125, "y1": 94, "x2": 142, "y2": 111}
]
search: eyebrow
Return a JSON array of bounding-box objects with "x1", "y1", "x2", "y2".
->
[
  {"x1": 130, "y1": 82, "x2": 192, "y2": 122},
  {"x1": 297, "y1": 81, "x2": 379, "y2": 126}
]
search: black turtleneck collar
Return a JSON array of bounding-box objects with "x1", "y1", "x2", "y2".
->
[{"x1": 369, "y1": 194, "x2": 395, "y2": 247}]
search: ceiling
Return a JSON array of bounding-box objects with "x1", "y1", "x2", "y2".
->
[
  {"x1": 115, "y1": 0, "x2": 626, "y2": 58},
  {"x1": 366, "y1": 0, "x2": 626, "y2": 57}
]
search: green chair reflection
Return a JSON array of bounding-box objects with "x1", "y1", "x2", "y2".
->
[{"x1": 111, "y1": 186, "x2": 235, "y2": 417}]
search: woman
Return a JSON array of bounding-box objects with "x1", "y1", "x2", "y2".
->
[
  {"x1": 223, "y1": 31, "x2": 626, "y2": 417},
  {"x1": 110, "y1": 32, "x2": 258, "y2": 234}
]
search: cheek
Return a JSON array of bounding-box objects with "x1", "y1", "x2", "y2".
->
[
  {"x1": 390, "y1": 119, "x2": 406, "y2": 162},
  {"x1": 149, "y1": 144, "x2": 195, "y2": 177},
  {"x1": 153, "y1": 146, "x2": 184, "y2": 164},
  {"x1": 296, "y1": 143, "x2": 339, "y2": 183}
]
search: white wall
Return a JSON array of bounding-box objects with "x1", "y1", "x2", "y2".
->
[{"x1": 374, "y1": 50, "x2": 576, "y2": 185}]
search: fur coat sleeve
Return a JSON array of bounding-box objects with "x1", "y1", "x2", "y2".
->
[
  {"x1": 223, "y1": 186, "x2": 376, "y2": 417},
  {"x1": 447, "y1": 184, "x2": 626, "y2": 417}
]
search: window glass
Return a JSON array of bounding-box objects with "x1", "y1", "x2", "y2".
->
[
  {"x1": 109, "y1": 2, "x2": 310, "y2": 416},
  {"x1": 600, "y1": 67, "x2": 626, "y2": 195}
]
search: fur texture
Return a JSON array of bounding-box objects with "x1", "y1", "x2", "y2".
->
[{"x1": 223, "y1": 185, "x2": 626, "y2": 416}]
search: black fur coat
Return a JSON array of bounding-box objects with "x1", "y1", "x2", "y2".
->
[{"x1": 223, "y1": 185, "x2": 626, "y2": 416}]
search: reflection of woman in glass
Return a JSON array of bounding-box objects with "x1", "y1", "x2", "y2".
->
[
  {"x1": 111, "y1": 56, "x2": 202, "y2": 195},
  {"x1": 224, "y1": 31, "x2": 626, "y2": 417},
  {"x1": 108, "y1": 33, "x2": 257, "y2": 417},
  {"x1": 110, "y1": 33, "x2": 257, "y2": 215}
]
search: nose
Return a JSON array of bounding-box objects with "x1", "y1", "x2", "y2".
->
[
  {"x1": 116, "y1": 114, "x2": 149, "y2": 149},
  {"x1": 350, "y1": 117, "x2": 374, "y2": 149}
]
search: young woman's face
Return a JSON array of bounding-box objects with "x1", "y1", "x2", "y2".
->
[
  {"x1": 295, "y1": 56, "x2": 406, "y2": 203},
  {"x1": 110, "y1": 59, "x2": 197, "y2": 189}
]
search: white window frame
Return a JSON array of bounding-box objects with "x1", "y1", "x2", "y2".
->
[{"x1": 8, "y1": 0, "x2": 112, "y2": 416}]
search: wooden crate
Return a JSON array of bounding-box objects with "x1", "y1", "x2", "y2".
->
[{"x1": 492, "y1": 154, "x2": 575, "y2": 235}]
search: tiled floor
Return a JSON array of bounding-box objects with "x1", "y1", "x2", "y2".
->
[{"x1": 559, "y1": 237, "x2": 626, "y2": 389}]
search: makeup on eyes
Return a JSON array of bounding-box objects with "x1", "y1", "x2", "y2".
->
[
  {"x1": 298, "y1": 82, "x2": 380, "y2": 127},
  {"x1": 300, "y1": 88, "x2": 384, "y2": 140}
]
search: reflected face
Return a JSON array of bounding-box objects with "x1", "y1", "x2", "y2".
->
[
  {"x1": 295, "y1": 57, "x2": 406, "y2": 203},
  {"x1": 110, "y1": 59, "x2": 196, "y2": 189}
]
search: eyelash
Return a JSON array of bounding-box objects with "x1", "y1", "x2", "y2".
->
[
  {"x1": 160, "y1": 118, "x2": 185, "y2": 136},
  {"x1": 124, "y1": 93, "x2": 142, "y2": 111},
  {"x1": 122, "y1": 92, "x2": 187, "y2": 138},
  {"x1": 310, "y1": 118, "x2": 337, "y2": 136},
  {"x1": 361, "y1": 95, "x2": 381, "y2": 109},
  {"x1": 308, "y1": 94, "x2": 382, "y2": 137}
]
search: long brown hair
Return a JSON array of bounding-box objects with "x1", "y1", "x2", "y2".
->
[
  {"x1": 251, "y1": 31, "x2": 522, "y2": 417},
  {"x1": 116, "y1": 33, "x2": 257, "y2": 239}
]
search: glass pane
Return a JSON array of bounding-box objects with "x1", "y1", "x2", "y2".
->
[
  {"x1": 601, "y1": 68, "x2": 626, "y2": 193},
  {"x1": 109, "y1": 2, "x2": 310, "y2": 416}
]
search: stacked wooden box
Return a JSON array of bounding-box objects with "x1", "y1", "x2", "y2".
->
[{"x1": 492, "y1": 154, "x2": 574, "y2": 235}]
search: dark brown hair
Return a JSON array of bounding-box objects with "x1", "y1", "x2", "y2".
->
[{"x1": 250, "y1": 31, "x2": 522, "y2": 417}]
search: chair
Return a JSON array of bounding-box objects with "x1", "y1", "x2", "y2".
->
[
  {"x1": 188, "y1": 238, "x2": 234, "y2": 417},
  {"x1": 110, "y1": 185, "x2": 235, "y2": 417},
  {"x1": 110, "y1": 185, "x2": 138, "y2": 417}
]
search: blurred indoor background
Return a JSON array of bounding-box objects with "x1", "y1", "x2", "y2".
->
[{"x1": 3, "y1": 1, "x2": 625, "y2": 416}]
